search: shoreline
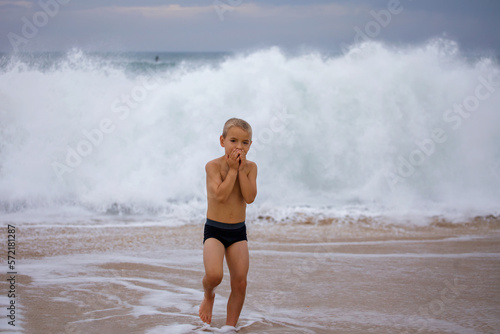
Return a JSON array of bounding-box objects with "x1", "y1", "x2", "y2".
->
[{"x1": 3, "y1": 218, "x2": 500, "y2": 333}]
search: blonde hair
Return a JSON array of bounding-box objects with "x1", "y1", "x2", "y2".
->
[{"x1": 222, "y1": 118, "x2": 252, "y2": 139}]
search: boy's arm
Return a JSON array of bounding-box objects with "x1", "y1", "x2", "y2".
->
[
  {"x1": 238, "y1": 161, "x2": 257, "y2": 204},
  {"x1": 206, "y1": 153, "x2": 239, "y2": 203}
]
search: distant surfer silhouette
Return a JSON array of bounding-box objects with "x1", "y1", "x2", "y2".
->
[{"x1": 155, "y1": 56, "x2": 159, "y2": 62}]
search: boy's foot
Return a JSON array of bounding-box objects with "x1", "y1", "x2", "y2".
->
[{"x1": 199, "y1": 293, "x2": 215, "y2": 324}]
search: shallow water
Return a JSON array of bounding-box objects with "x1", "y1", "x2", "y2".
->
[{"x1": 2, "y1": 217, "x2": 499, "y2": 333}]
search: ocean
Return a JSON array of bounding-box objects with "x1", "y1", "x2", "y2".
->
[
  {"x1": 1, "y1": 40, "x2": 500, "y2": 333},
  {"x1": 1, "y1": 39, "x2": 499, "y2": 227}
]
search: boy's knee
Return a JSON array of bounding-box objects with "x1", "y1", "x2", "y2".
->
[
  {"x1": 205, "y1": 272, "x2": 223, "y2": 287},
  {"x1": 231, "y1": 277, "x2": 247, "y2": 292}
]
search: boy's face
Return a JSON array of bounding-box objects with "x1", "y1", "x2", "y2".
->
[{"x1": 220, "y1": 126, "x2": 252, "y2": 156}]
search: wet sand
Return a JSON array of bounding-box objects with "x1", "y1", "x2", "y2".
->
[{"x1": 3, "y1": 219, "x2": 500, "y2": 333}]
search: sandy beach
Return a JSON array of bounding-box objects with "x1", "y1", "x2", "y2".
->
[{"x1": 2, "y1": 217, "x2": 499, "y2": 334}]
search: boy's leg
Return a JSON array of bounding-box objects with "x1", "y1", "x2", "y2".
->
[
  {"x1": 199, "y1": 238, "x2": 225, "y2": 324},
  {"x1": 225, "y1": 240, "x2": 249, "y2": 327}
]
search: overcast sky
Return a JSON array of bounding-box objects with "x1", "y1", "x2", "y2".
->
[{"x1": 1, "y1": 0, "x2": 499, "y2": 54}]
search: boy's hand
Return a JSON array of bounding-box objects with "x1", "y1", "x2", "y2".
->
[
  {"x1": 238, "y1": 149, "x2": 248, "y2": 173},
  {"x1": 226, "y1": 149, "x2": 240, "y2": 170}
]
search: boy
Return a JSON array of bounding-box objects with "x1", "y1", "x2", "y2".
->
[{"x1": 199, "y1": 118, "x2": 258, "y2": 328}]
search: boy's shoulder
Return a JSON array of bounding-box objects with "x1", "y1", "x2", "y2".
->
[
  {"x1": 205, "y1": 156, "x2": 225, "y2": 171},
  {"x1": 246, "y1": 159, "x2": 257, "y2": 169}
]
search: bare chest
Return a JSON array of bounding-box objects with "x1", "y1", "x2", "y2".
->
[{"x1": 220, "y1": 168, "x2": 241, "y2": 193}]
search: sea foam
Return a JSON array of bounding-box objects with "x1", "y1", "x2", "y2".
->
[{"x1": 1, "y1": 40, "x2": 499, "y2": 223}]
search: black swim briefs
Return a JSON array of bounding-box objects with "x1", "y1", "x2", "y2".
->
[{"x1": 203, "y1": 218, "x2": 247, "y2": 248}]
